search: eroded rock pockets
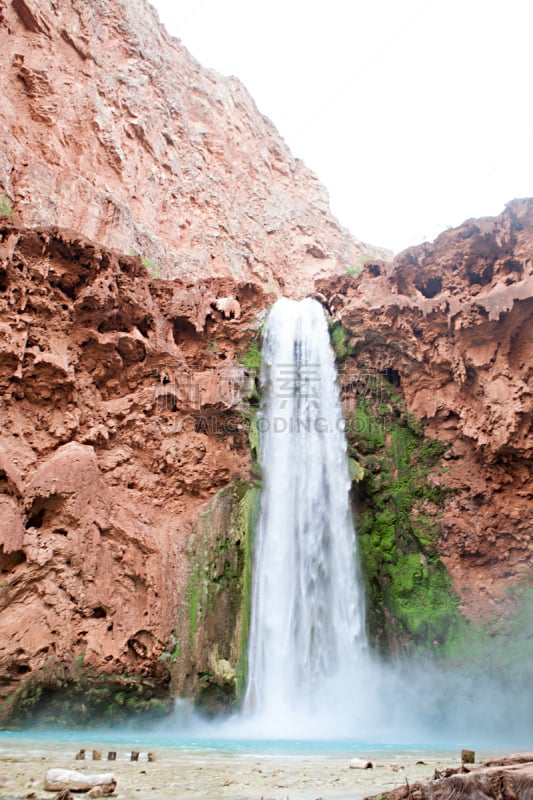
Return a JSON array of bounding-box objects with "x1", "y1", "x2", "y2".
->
[
  {"x1": 317, "y1": 198, "x2": 533, "y2": 626},
  {"x1": 0, "y1": 222, "x2": 270, "y2": 722}
]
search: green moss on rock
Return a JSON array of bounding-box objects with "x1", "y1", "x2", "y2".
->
[
  {"x1": 344, "y1": 375, "x2": 463, "y2": 654},
  {"x1": 178, "y1": 478, "x2": 259, "y2": 715},
  {"x1": 330, "y1": 323, "x2": 351, "y2": 362},
  {"x1": 1, "y1": 660, "x2": 172, "y2": 729},
  {"x1": 237, "y1": 336, "x2": 262, "y2": 371},
  {"x1": 0, "y1": 195, "x2": 14, "y2": 216}
]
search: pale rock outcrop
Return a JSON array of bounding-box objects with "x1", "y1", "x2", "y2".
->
[{"x1": 213, "y1": 296, "x2": 241, "y2": 320}]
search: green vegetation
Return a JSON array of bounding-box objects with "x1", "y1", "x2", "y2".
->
[
  {"x1": 160, "y1": 631, "x2": 181, "y2": 664},
  {"x1": 237, "y1": 337, "x2": 262, "y2": 371},
  {"x1": 183, "y1": 479, "x2": 260, "y2": 714},
  {"x1": 348, "y1": 252, "x2": 371, "y2": 274},
  {"x1": 343, "y1": 368, "x2": 464, "y2": 654},
  {"x1": 0, "y1": 195, "x2": 13, "y2": 216},
  {"x1": 247, "y1": 412, "x2": 260, "y2": 464},
  {"x1": 330, "y1": 323, "x2": 352, "y2": 362},
  {"x1": 2, "y1": 658, "x2": 172, "y2": 728},
  {"x1": 187, "y1": 562, "x2": 201, "y2": 648},
  {"x1": 141, "y1": 257, "x2": 160, "y2": 278}
]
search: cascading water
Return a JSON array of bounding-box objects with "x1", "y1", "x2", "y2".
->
[
  {"x1": 171, "y1": 300, "x2": 531, "y2": 747},
  {"x1": 243, "y1": 297, "x2": 368, "y2": 737}
]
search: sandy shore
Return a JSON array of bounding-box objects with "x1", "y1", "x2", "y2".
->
[{"x1": 0, "y1": 738, "x2": 501, "y2": 800}]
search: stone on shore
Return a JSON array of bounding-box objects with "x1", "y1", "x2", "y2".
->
[
  {"x1": 350, "y1": 758, "x2": 373, "y2": 769},
  {"x1": 44, "y1": 768, "x2": 117, "y2": 794}
]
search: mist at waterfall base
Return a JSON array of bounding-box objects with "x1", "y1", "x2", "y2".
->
[
  {"x1": 163, "y1": 297, "x2": 533, "y2": 750},
  {"x1": 168, "y1": 646, "x2": 533, "y2": 750},
  {"x1": 1, "y1": 303, "x2": 529, "y2": 757}
]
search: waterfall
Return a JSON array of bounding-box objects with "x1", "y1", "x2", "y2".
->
[{"x1": 243, "y1": 297, "x2": 368, "y2": 737}]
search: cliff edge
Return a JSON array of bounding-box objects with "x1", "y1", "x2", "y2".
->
[{"x1": 0, "y1": 0, "x2": 383, "y2": 295}]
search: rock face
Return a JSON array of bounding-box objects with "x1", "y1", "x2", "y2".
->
[
  {"x1": 0, "y1": 222, "x2": 268, "y2": 721},
  {"x1": 2, "y1": 204, "x2": 530, "y2": 719},
  {"x1": 0, "y1": 0, "x2": 383, "y2": 296},
  {"x1": 0, "y1": 0, "x2": 532, "y2": 723},
  {"x1": 318, "y1": 198, "x2": 533, "y2": 623}
]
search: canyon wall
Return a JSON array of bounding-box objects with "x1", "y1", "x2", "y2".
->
[
  {"x1": 0, "y1": 221, "x2": 269, "y2": 722},
  {"x1": 317, "y1": 198, "x2": 532, "y2": 648},
  {"x1": 0, "y1": 0, "x2": 382, "y2": 719},
  {"x1": 2, "y1": 202, "x2": 530, "y2": 722},
  {"x1": 0, "y1": 0, "x2": 531, "y2": 723},
  {"x1": 0, "y1": 0, "x2": 383, "y2": 296}
]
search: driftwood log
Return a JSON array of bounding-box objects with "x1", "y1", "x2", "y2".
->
[
  {"x1": 44, "y1": 768, "x2": 117, "y2": 794},
  {"x1": 365, "y1": 755, "x2": 533, "y2": 800},
  {"x1": 485, "y1": 754, "x2": 533, "y2": 767}
]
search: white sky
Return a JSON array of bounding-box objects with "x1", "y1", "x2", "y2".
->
[{"x1": 149, "y1": 0, "x2": 533, "y2": 253}]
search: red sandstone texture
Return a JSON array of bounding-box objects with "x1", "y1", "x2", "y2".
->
[
  {"x1": 0, "y1": 0, "x2": 383, "y2": 712},
  {"x1": 0, "y1": 0, "x2": 383, "y2": 296},
  {"x1": 317, "y1": 198, "x2": 533, "y2": 621},
  {"x1": 0, "y1": 222, "x2": 269, "y2": 716},
  {"x1": 1, "y1": 204, "x2": 531, "y2": 712},
  {"x1": 0, "y1": 0, "x2": 532, "y2": 717}
]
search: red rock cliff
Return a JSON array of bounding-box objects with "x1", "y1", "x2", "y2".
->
[
  {"x1": 318, "y1": 198, "x2": 532, "y2": 623},
  {"x1": 0, "y1": 221, "x2": 269, "y2": 721},
  {"x1": 0, "y1": 0, "x2": 531, "y2": 722},
  {"x1": 0, "y1": 0, "x2": 390, "y2": 721},
  {"x1": 0, "y1": 0, "x2": 382, "y2": 296}
]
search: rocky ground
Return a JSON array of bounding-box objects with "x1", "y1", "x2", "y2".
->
[
  {"x1": 367, "y1": 754, "x2": 533, "y2": 800},
  {"x1": 0, "y1": 737, "x2": 508, "y2": 800}
]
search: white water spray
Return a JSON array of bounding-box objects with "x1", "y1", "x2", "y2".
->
[
  {"x1": 243, "y1": 297, "x2": 367, "y2": 736},
  {"x1": 168, "y1": 300, "x2": 532, "y2": 747}
]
